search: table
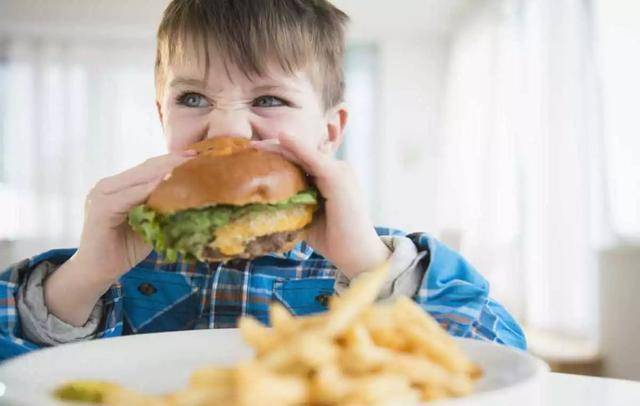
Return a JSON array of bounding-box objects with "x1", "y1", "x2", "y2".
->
[
  {"x1": 549, "y1": 372, "x2": 640, "y2": 405},
  {"x1": 1, "y1": 329, "x2": 640, "y2": 405}
]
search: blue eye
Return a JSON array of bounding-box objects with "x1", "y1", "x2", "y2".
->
[
  {"x1": 253, "y1": 95, "x2": 286, "y2": 108},
  {"x1": 177, "y1": 93, "x2": 210, "y2": 108}
]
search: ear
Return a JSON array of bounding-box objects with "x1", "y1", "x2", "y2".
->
[
  {"x1": 156, "y1": 100, "x2": 164, "y2": 129},
  {"x1": 322, "y1": 103, "x2": 348, "y2": 154}
]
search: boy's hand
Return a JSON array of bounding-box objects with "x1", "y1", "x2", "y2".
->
[
  {"x1": 77, "y1": 150, "x2": 197, "y2": 280},
  {"x1": 251, "y1": 134, "x2": 391, "y2": 279},
  {"x1": 44, "y1": 150, "x2": 195, "y2": 326}
]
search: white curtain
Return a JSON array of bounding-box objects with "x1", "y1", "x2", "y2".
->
[
  {"x1": 436, "y1": 0, "x2": 603, "y2": 337},
  {"x1": 0, "y1": 36, "x2": 165, "y2": 266},
  {"x1": 595, "y1": 0, "x2": 640, "y2": 241}
]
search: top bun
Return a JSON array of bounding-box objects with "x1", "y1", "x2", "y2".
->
[{"x1": 146, "y1": 137, "x2": 310, "y2": 214}]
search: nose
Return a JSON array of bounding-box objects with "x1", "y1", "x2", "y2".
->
[{"x1": 205, "y1": 107, "x2": 254, "y2": 140}]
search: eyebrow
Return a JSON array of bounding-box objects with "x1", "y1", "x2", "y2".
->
[
  {"x1": 169, "y1": 77, "x2": 302, "y2": 94},
  {"x1": 253, "y1": 84, "x2": 302, "y2": 94},
  {"x1": 169, "y1": 77, "x2": 210, "y2": 89}
]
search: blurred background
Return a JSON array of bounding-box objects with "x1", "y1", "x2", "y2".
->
[{"x1": 0, "y1": 0, "x2": 638, "y2": 380}]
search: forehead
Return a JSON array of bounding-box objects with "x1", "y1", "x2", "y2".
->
[{"x1": 163, "y1": 45, "x2": 319, "y2": 92}]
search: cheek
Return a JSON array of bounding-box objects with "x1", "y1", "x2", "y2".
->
[
  {"x1": 163, "y1": 107, "x2": 208, "y2": 152},
  {"x1": 258, "y1": 110, "x2": 327, "y2": 145}
]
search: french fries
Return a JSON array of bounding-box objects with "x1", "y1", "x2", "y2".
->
[{"x1": 60, "y1": 262, "x2": 481, "y2": 405}]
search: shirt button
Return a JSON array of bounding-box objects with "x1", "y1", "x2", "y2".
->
[
  {"x1": 315, "y1": 293, "x2": 331, "y2": 307},
  {"x1": 138, "y1": 282, "x2": 157, "y2": 296}
]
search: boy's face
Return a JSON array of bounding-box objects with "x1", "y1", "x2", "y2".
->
[{"x1": 156, "y1": 50, "x2": 347, "y2": 154}]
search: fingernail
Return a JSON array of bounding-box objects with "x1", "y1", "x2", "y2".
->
[
  {"x1": 251, "y1": 139, "x2": 279, "y2": 146},
  {"x1": 181, "y1": 149, "x2": 198, "y2": 157}
]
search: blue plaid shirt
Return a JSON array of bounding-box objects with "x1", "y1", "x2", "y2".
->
[{"x1": 0, "y1": 228, "x2": 526, "y2": 361}]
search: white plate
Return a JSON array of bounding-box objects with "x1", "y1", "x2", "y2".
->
[{"x1": 0, "y1": 329, "x2": 548, "y2": 405}]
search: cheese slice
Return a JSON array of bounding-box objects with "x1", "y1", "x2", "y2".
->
[{"x1": 211, "y1": 205, "x2": 314, "y2": 256}]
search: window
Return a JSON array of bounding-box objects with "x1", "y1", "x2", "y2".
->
[
  {"x1": 0, "y1": 46, "x2": 7, "y2": 183},
  {"x1": 343, "y1": 44, "x2": 379, "y2": 215}
]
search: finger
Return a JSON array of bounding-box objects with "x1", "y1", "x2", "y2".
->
[
  {"x1": 109, "y1": 174, "x2": 166, "y2": 215},
  {"x1": 249, "y1": 140, "x2": 302, "y2": 166},
  {"x1": 275, "y1": 132, "x2": 331, "y2": 176},
  {"x1": 98, "y1": 151, "x2": 195, "y2": 195}
]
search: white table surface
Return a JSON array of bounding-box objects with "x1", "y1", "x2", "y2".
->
[
  {"x1": 1, "y1": 327, "x2": 639, "y2": 405},
  {"x1": 548, "y1": 372, "x2": 640, "y2": 405},
  {"x1": 2, "y1": 372, "x2": 636, "y2": 405}
]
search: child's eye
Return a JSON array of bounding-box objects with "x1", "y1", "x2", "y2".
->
[
  {"x1": 253, "y1": 95, "x2": 287, "y2": 108},
  {"x1": 177, "y1": 92, "x2": 211, "y2": 108}
]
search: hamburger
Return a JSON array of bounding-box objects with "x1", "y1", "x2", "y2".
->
[{"x1": 128, "y1": 136, "x2": 319, "y2": 262}]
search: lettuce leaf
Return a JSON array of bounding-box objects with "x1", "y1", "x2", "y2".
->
[{"x1": 128, "y1": 189, "x2": 318, "y2": 262}]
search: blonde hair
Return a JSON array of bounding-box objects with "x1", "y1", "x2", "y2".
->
[{"x1": 155, "y1": 0, "x2": 349, "y2": 110}]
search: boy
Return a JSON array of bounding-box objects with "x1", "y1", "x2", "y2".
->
[{"x1": 0, "y1": 0, "x2": 525, "y2": 361}]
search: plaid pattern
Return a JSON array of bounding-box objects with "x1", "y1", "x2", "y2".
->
[{"x1": 0, "y1": 228, "x2": 526, "y2": 361}]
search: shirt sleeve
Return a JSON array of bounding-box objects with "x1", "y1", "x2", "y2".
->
[
  {"x1": 406, "y1": 232, "x2": 527, "y2": 350},
  {"x1": 16, "y1": 260, "x2": 103, "y2": 346},
  {"x1": 0, "y1": 249, "x2": 125, "y2": 362},
  {"x1": 334, "y1": 230, "x2": 526, "y2": 351},
  {"x1": 334, "y1": 236, "x2": 426, "y2": 301}
]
